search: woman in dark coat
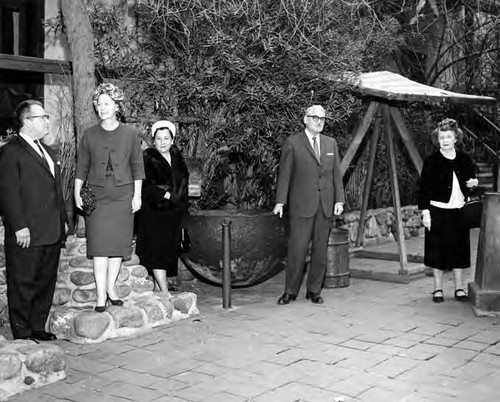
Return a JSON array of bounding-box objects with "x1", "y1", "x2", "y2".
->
[
  {"x1": 418, "y1": 118, "x2": 478, "y2": 303},
  {"x1": 136, "y1": 120, "x2": 189, "y2": 292}
]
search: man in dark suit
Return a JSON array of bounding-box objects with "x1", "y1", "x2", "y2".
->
[
  {"x1": 0, "y1": 100, "x2": 67, "y2": 341},
  {"x1": 273, "y1": 105, "x2": 345, "y2": 305}
]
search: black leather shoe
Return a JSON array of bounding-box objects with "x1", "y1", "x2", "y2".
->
[
  {"x1": 95, "y1": 305, "x2": 106, "y2": 313},
  {"x1": 454, "y1": 289, "x2": 469, "y2": 302},
  {"x1": 32, "y1": 331, "x2": 57, "y2": 341},
  {"x1": 306, "y1": 292, "x2": 324, "y2": 304},
  {"x1": 107, "y1": 296, "x2": 124, "y2": 306},
  {"x1": 277, "y1": 293, "x2": 297, "y2": 305}
]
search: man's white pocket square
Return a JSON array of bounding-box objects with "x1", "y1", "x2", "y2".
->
[{"x1": 326, "y1": 152, "x2": 334, "y2": 156}]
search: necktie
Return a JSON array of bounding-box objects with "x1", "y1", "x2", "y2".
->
[
  {"x1": 312, "y1": 136, "x2": 320, "y2": 162},
  {"x1": 35, "y1": 140, "x2": 50, "y2": 169}
]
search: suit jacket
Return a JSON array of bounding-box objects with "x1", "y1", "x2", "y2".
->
[
  {"x1": 418, "y1": 151, "x2": 476, "y2": 210},
  {"x1": 276, "y1": 131, "x2": 345, "y2": 218},
  {"x1": 75, "y1": 123, "x2": 145, "y2": 187},
  {"x1": 0, "y1": 135, "x2": 67, "y2": 246}
]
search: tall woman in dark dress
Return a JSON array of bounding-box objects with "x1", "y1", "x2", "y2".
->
[
  {"x1": 418, "y1": 118, "x2": 478, "y2": 303},
  {"x1": 136, "y1": 120, "x2": 189, "y2": 292},
  {"x1": 74, "y1": 83, "x2": 145, "y2": 311}
]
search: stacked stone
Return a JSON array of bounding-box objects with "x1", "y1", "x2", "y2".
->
[
  {"x1": 47, "y1": 235, "x2": 199, "y2": 343},
  {"x1": 53, "y1": 236, "x2": 155, "y2": 309},
  {"x1": 0, "y1": 336, "x2": 66, "y2": 401},
  {"x1": 342, "y1": 205, "x2": 424, "y2": 247}
]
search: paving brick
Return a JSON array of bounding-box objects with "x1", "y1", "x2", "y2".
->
[
  {"x1": 366, "y1": 355, "x2": 419, "y2": 379},
  {"x1": 65, "y1": 355, "x2": 117, "y2": 375},
  {"x1": 335, "y1": 350, "x2": 389, "y2": 370},
  {"x1": 97, "y1": 381, "x2": 164, "y2": 402},
  {"x1": 97, "y1": 368, "x2": 162, "y2": 388},
  {"x1": 64, "y1": 390, "x2": 134, "y2": 401},
  {"x1": 383, "y1": 336, "x2": 420, "y2": 348},
  {"x1": 145, "y1": 378, "x2": 190, "y2": 394},
  {"x1": 472, "y1": 351, "x2": 500, "y2": 367},
  {"x1": 422, "y1": 334, "x2": 459, "y2": 347},
  {"x1": 397, "y1": 343, "x2": 447, "y2": 361},
  {"x1": 39, "y1": 382, "x2": 89, "y2": 400},
  {"x1": 439, "y1": 324, "x2": 481, "y2": 340},
  {"x1": 252, "y1": 381, "x2": 348, "y2": 402},
  {"x1": 353, "y1": 330, "x2": 393, "y2": 344},
  {"x1": 367, "y1": 343, "x2": 406, "y2": 356},
  {"x1": 466, "y1": 330, "x2": 500, "y2": 344},
  {"x1": 408, "y1": 323, "x2": 452, "y2": 337},
  {"x1": 445, "y1": 361, "x2": 498, "y2": 382},
  {"x1": 170, "y1": 370, "x2": 214, "y2": 386},
  {"x1": 483, "y1": 343, "x2": 500, "y2": 355},
  {"x1": 339, "y1": 339, "x2": 373, "y2": 351},
  {"x1": 453, "y1": 339, "x2": 490, "y2": 352}
]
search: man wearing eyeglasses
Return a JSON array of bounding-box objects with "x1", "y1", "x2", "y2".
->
[
  {"x1": 0, "y1": 100, "x2": 67, "y2": 341},
  {"x1": 273, "y1": 105, "x2": 345, "y2": 305}
]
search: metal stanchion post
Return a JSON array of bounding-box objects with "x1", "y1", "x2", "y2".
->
[{"x1": 222, "y1": 219, "x2": 232, "y2": 308}]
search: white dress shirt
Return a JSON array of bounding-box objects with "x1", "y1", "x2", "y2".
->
[
  {"x1": 19, "y1": 133, "x2": 55, "y2": 177},
  {"x1": 305, "y1": 129, "x2": 320, "y2": 156}
]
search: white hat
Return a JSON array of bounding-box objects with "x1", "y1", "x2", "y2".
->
[{"x1": 151, "y1": 120, "x2": 176, "y2": 138}]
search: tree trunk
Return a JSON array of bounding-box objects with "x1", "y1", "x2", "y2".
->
[{"x1": 61, "y1": 0, "x2": 96, "y2": 144}]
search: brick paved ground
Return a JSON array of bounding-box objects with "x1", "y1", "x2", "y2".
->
[{"x1": 9, "y1": 233, "x2": 500, "y2": 402}]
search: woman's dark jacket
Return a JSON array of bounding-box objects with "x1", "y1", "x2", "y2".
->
[
  {"x1": 142, "y1": 146, "x2": 189, "y2": 212},
  {"x1": 418, "y1": 151, "x2": 476, "y2": 210},
  {"x1": 135, "y1": 145, "x2": 189, "y2": 272}
]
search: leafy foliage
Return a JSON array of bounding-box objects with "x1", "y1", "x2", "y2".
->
[{"x1": 86, "y1": 0, "x2": 403, "y2": 210}]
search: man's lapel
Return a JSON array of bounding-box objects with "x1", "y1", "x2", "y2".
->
[{"x1": 17, "y1": 135, "x2": 54, "y2": 178}]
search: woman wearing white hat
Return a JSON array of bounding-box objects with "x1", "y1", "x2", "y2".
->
[{"x1": 135, "y1": 120, "x2": 189, "y2": 292}]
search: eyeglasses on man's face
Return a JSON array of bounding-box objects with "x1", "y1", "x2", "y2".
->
[
  {"x1": 26, "y1": 114, "x2": 50, "y2": 122},
  {"x1": 307, "y1": 115, "x2": 326, "y2": 123}
]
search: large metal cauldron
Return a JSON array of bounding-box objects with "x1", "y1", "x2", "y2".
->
[{"x1": 181, "y1": 210, "x2": 287, "y2": 287}]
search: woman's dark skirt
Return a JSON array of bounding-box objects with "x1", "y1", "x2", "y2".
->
[
  {"x1": 85, "y1": 176, "x2": 134, "y2": 258},
  {"x1": 135, "y1": 206, "x2": 182, "y2": 277},
  {"x1": 424, "y1": 206, "x2": 470, "y2": 271}
]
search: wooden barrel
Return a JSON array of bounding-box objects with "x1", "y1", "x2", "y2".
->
[{"x1": 324, "y1": 228, "x2": 350, "y2": 288}]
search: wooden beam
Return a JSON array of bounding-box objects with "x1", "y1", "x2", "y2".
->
[
  {"x1": 389, "y1": 106, "x2": 423, "y2": 174},
  {"x1": 340, "y1": 101, "x2": 378, "y2": 177},
  {"x1": 356, "y1": 114, "x2": 381, "y2": 247},
  {"x1": 382, "y1": 104, "x2": 408, "y2": 275},
  {"x1": 0, "y1": 54, "x2": 71, "y2": 74}
]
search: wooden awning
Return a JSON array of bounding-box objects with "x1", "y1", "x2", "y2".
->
[{"x1": 350, "y1": 71, "x2": 497, "y2": 105}]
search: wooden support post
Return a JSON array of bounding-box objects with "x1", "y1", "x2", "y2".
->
[
  {"x1": 356, "y1": 114, "x2": 381, "y2": 247},
  {"x1": 382, "y1": 105, "x2": 408, "y2": 276},
  {"x1": 389, "y1": 106, "x2": 423, "y2": 174},
  {"x1": 340, "y1": 101, "x2": 378, "y2": 177}
]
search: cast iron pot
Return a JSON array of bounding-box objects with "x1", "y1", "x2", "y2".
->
[{"x1": 181, "y1": 210, "x2": 287, "y2": 287}]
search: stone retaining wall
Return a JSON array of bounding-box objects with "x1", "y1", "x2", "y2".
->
[
  {"x1": 341, "y1": 205, "x2": 424, "y2": 247},
  {"x1": 0, "y1": 231, "x2": 199, "y2": 345},
  {"x1": 0, "y1": 337, "x2": 66, "y2": 401}
]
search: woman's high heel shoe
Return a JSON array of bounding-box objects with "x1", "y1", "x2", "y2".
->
[{"x1": 107, "y1": 296, "x2": 124, "y2": 306}]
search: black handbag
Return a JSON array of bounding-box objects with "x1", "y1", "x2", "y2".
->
[
  {"x1": 80, "y1": 184, "x2": 97, "y2": 216},
  {"x1": 462, "y1": 197, "x2": 483, "y2": 228},
  {"x1": 179, "y1": 227, "x2": 191, "y2": 253}
]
